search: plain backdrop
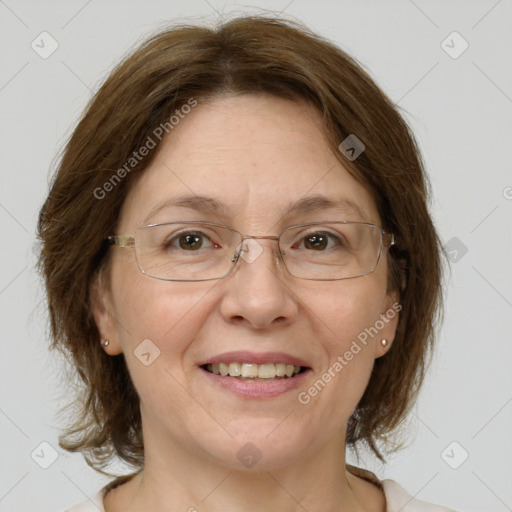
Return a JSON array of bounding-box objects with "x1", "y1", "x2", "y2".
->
[{"x1": 1, "y1": 1, "x2": 511, "y2": 511}]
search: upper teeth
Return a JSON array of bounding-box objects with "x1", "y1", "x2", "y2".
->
[{"x1": 206, "y1": 363, "x2": 302, "y2": 378}]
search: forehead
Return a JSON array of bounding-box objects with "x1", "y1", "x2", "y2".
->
[{"x1": 119, "y1": 94, "x2": 380, "y2": 230}]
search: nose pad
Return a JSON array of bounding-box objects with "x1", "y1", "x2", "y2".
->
[
  {"x1": 235, "y1": 238, "x2": 265, "y2": 264},
  {"x1": 232, "y1": 237, "x2": 284, "y2": 268}
]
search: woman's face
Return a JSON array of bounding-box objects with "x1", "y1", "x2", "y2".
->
[{"x1": 94, "y1": 94, "x2": 399, "y2": 471}]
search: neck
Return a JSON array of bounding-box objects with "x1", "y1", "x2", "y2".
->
[{"x1": 104, "y1": 421, "x2": 385, "y2": 512}]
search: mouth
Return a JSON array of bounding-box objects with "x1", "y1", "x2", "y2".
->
[
  {"x1": 201, "y1": 362, "x2": 309, "y2": 380},
  {"x1": 198, "y1": 351, "x2": 312, "y2": 398}
]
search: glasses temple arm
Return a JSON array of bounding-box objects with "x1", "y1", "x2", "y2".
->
[{"x1": 105, "y1": 235, "x2": 135, "y2": 248}]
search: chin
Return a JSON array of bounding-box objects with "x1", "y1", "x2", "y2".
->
[{"x1": 198, "y1": 422, "x2": 316, "y2": 472}]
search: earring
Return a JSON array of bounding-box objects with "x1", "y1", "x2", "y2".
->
[
  {"x1": 381, "y1": 339, "x2": 388, "y2": 348},
  {"x1": 102, "y1": 340, "x2": 110, "y2": 347}
]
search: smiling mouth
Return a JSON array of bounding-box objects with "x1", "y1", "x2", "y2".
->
[{"x1": 202, "y1": 362, "x2": 309, "y2": 380}]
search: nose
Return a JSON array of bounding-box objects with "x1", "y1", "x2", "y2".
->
[{"x1": 218, "y1": 237, "x2": 299, "y2": 330}]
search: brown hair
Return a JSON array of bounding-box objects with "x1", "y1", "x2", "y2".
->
[{"x1": 37, "y1": 15, "x2": 443, "y2": 481}]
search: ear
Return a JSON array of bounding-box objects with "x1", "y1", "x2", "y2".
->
[
  {"x1": 90, "y1": 271, "x2": 123, "y2": 356},
  {"x1": 374, "y1": 289, "x2": 401, "y2": 359}
]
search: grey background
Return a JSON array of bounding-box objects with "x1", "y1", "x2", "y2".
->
[{"x1": 1, "y1": 1, "x2": 511, "y2": 511}]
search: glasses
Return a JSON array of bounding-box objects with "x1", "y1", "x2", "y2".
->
[{"x1": 105, "y1": 221, "x2": 395, "y2": 282}]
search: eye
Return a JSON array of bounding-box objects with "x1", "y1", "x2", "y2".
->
[
  {"x1": 178, "y1": 232, "x2": 205, "y2": 251},
  {"x1": 165, "y1": 231, "x2": 220, "y2": 251},
  {"x1": 293, "y1": 231, "x2": 343, "y2": 251}
]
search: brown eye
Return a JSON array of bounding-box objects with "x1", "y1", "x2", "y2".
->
[
  {"x1": 178, "y1": 233, "x2": 204, "y2": 250},
  {"x1": 303, "y1": 233, "x2": 329, "y2": 250},
  {"x1": 295, "y1": 231, "x2": 343, "y2": 251}
]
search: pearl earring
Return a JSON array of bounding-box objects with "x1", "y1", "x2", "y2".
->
[
  {"x1": 381, "y1": 339, "x2": 388, "y2": 348},
  {"x1": 102, "y1": 340, "x2": 110, "y2": 347}
]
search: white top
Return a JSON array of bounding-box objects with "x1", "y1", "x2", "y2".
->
[{"x1": 60, "y1": 479, "x2": 457, "y2": 511}]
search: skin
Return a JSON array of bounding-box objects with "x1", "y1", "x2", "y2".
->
[{"x1": 93, "y1": 94, "x2": 399, "y2": 512}]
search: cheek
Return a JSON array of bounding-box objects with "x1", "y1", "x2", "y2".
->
[
  {"x1": 297, "y1": 282, "x2": 385, "y2": 410},
  {"x1": 110, "y1": 277, "x2": 218, "y2": 413},
  {"x1": 110, "y1": 265, "x2": 219, "y2": 369},
  {"x1": 307, "y1": 279, "x2": 385, "y2": 352}
]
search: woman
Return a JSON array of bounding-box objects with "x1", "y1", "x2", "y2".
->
[{"x1": 39, "y1": 15, "x2": 455, "y2": 512}]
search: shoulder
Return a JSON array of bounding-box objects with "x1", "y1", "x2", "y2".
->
[
  {"x1": 383, "y1": 479, "x2": 458, "y2": 512},
  {"x1": 57, "y1": 487, "x2": 106, "y2": 512},
  {"x1": 59, "y1": 472, "x2": 139, "y2": 511},
  {"x1": 346, "y1": 465, "x2": 457, "y2": 512}
]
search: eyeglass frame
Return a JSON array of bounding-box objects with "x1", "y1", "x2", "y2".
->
[{"x1": 104, "y1": 220, "x2": 396, "y2": 282}]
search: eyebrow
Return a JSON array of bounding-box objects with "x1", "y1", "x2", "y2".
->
[
  {"x1": 282, "y1": 195, "x2": 367, "y2": 220},
  {"x1": 143, "y1": 194, "x2": 368, "y2": 224},
  {"x1": 144, "y1": 195, "x2": 229, "y2": 223}
]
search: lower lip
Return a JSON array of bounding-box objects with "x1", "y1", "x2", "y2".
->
[{"x1": 199, "y1": 366, "x2": 311, "y2": 398}]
